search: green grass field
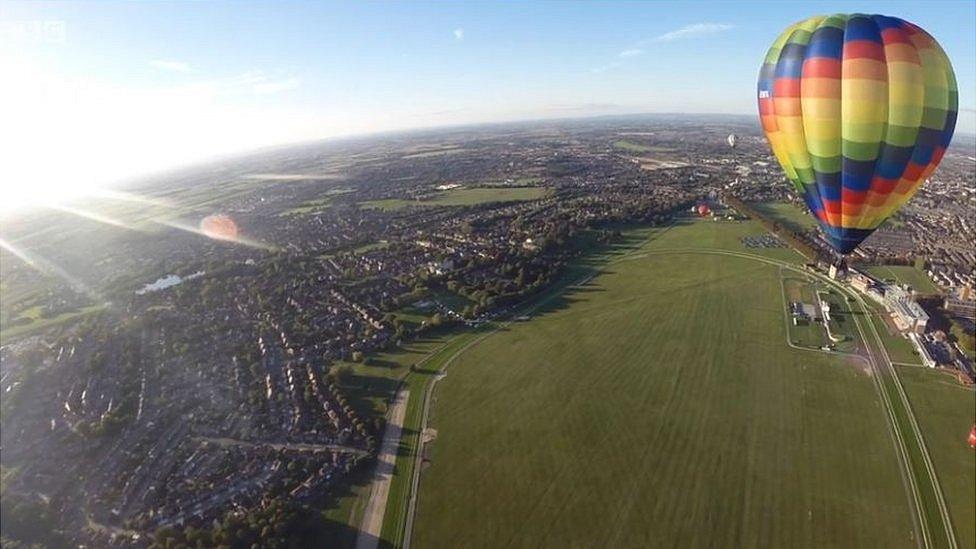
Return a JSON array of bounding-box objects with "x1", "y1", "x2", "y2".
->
[
  {"x1": 866, "y1": 265, "x2": 940, "y2": 294},
  {"x1": 279, "y1": 188, "x2": 354, "y2": 216},
  {"x1": 612, "y1": 140, "x2": 653, "y2": 153},
  {"x1": 820, "y1": 289, "x2": 859, "y2": 352},
  {"x1": 1, "y1": 304, "x2": 106, "y2": 344},
  {"x1": 896, "y1": 366, "x2": 976, "y2": 549},
  {"x1": 412, "y1": 221, "x2": 916, "y2": 548},
  {"x1": 782, "y1": 277, "x2": 829, "y2": 349},
  {"x1": 749, "y1": 201, "x2": 818, "y2": 233},
  {"x1": 361, "y1": 187, "x2": 550, "y2": 211}
]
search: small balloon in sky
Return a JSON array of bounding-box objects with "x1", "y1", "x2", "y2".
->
[{"x1": 200, "y1": 214, "x2": 239, "y2": 241}]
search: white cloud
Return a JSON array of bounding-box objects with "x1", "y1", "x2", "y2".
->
[
  {"x1": 150, "y1": 59, "x2": 192, "y2": 72},
  {"x1": 653, "y1": 23, "x2": 733, "y2": 42},
  {"x1": 618, "y1": 48, "x2": 645, "y2": 58},
  {"x1": 453, "y1": 28, "x2": 464, "y2": 41},
  {"x1": 252, "y1": 77, "x2": 301, "y2": 95},
  {"x1": 591, "y1": 61, "x2": 622, "y2": 74}
]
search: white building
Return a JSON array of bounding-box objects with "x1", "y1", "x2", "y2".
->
[
  {"x1": 885, "y1": 286, "x2": 929, "y2": 334},
  {"x1": 908, "y1": 333, "x2": 936, "y2": 368}
]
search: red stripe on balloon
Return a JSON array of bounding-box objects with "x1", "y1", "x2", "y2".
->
[
  {"x1": 902, "y1": 162, "x2": 925, "y2": 182},
  {"x1": 880, "y1": 28, "x2": 914, "y2": 45},
  {"x1": 842, "y1": 188, "x2": 867, "y2": 205},
  {"x1": 773, "y1": 78, "x2": 800, "y2": 97},
  {"x1": 869, "y1": 176, "x2": 898, "y2": 196},
  {"x1": 802, "y1": 58, "x2": 842, "y2": 79},
  {"x1": 843, "y1": 40, "x2": 886, "y2": 62}
]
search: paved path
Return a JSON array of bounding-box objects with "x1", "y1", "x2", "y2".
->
[{"x1": 356, "y1": 389, "x2": 409, "y2": 549}]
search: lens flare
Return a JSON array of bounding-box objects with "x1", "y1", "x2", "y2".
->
[{"x1": 200, "y1": 214, "x2": 240, "y2": 241}]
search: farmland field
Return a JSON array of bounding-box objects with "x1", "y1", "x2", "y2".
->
[
  {"x1": 361, "y1": 186, "x2": 550, "y2": 211},
  {"x1": 411, "y1": 220, "x2": 917, "y2": 547}
]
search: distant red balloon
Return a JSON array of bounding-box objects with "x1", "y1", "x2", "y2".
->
[
  {"x1": 697, "y1": 204, "x2": 711, "y2": 217},
  {"x1": 200, "y1": 214, "x2": 239, "y2": 241}
]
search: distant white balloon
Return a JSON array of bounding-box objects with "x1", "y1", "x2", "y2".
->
[{"x1": 727, "y1": 133, "x2": 738, "y2": 149}]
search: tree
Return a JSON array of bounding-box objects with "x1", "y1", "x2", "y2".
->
[{"x1": 333, "y1": 364, "x2": 354, "y2": 385}]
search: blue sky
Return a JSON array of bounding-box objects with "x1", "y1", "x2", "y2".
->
[{"x1": 1, "y1": 1, "x2": 974, "y2": 206}]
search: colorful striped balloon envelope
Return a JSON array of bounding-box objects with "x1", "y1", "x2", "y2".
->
[{"x1": 757, "y1": 14, "x2": 957, "y2": 254}]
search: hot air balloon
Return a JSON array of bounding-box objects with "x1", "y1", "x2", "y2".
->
[
  {"x1": 969, "y1": 424, "x2": 976, "y2": 449},
  {"x1": 697, "y1": 204, "x2": 711, "y2": 217},
  {"x1": 757, "y1": 14, "x2": 957, "y2": 254},
  {"x1": 727, "y1": 133, "x2": 738, "y2": 149},
  {"x1": 200, "y1": 214, "x2": 239, "y2": 241}
]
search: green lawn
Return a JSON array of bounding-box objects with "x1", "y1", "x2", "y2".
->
[
  {"x1": 412, "y1": 221, "x2": 915, "y2": 548},
  {"x1": 865, "y1": 265, "x2": 940, "y2": 294},
  {"x1": 612, "y1": 140, "x2": 653, "y2": 153},
  {"x1": 782, "y1": 277, "x2": 828, "y2": 349},
  {"x1": 1, "y1": 304, "x2": 106, "y2": 344},
  {"x1": 820, "y1": 289, "x2": 860, "y2": 352},
  {"x1": 649, "y1": 218, "x2": 805, "y2": 264},
  {"x1": 864, "y1": 306, "x2": 922, "y2": 365},
  {"x1": 279, "y1": 188, "x2": 354, "y2": 216},
  {"x1": 361, "y1": 187, "x2": 550, "y2": 211},
  {"x1": 430, "y1": 289, "x2": 474, "y2": 311},
  {"x1": 896, "y1": 366, "x2": 976, "y2": 549},
  {"x1": 750, "y1": 201, "x2": 818, "y2": 233}
]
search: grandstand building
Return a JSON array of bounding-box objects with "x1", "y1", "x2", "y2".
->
[
  {"x1": 885, "y1": 286, "x2": 929, "y2": 334},
  {"x1": 908, "y1": 333, "x2": 937, "y2": 368}
]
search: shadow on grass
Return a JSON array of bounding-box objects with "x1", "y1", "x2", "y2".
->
[
  {"x1": 342, "y1": 374, "x2": 401, "y2": 417},
  {"x1": 316, "y1": 466, "x2": 396, "y2": 549}
]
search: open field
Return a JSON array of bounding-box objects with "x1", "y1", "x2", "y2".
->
[
  {"x1": 865, "y1": 307, "x2": 923, "y2": 365},
  {"x1": 361, "y1": 187, "x2": 550, "y2": 211},
  {"x1": 1, "y1": 304, "x2": 106, "y2": 344},
  {"x1": 896, "y1": 366, "x2": 976, "y2": 549},
  {"x1": 279, "y1": 188, "x2": 354, "y2": 216},
  {"x1": 819, "y1": 289, "x2": 859, "y2": 352},
  {"x1": 866, "y1": 265, "x2": 940, "y2": 295},
  {"x1": 612, "y1": 140, "x2": 653, "y2": 153},
  {"x1": 750, "y1": 201, "x2": 818, "y2": 232},
  {"x1": 411, "y1": 220, "x2": 915, "y2": 547},
  {"x1": 782, "y1": 276, "x2": 829, "y2": 348}
]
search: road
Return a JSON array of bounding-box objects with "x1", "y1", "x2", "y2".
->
[{"x1": 356, "y1": 388, "x2": 409, "y2": 549}]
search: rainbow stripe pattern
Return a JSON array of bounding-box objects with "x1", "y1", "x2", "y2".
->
[{"x1": 758, "y1": 14, "x2": 957, "y2": 254}]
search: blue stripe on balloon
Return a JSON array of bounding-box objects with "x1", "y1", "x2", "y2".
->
[
  {"x1": 874, "y1": 144, "x2": 914, "y2": 179},
  {"x1": 774, "y1": 43, "x2": 805, "y2": 78},
  {"x1": 844, "y1": 15, "x2": 883, "y2": 43},
  {"x1": 871, "y1": 15, "x2": 908, "y2": 31},
  {"x1": 813, "y1": 171, "x2": 842, "y2": 201},
  {"x1": 807, "y1": 26, "x2": 843, "y2": 59},
  {"x1": 842, "y1": 158, "x2": 875, "y2": 191}
]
